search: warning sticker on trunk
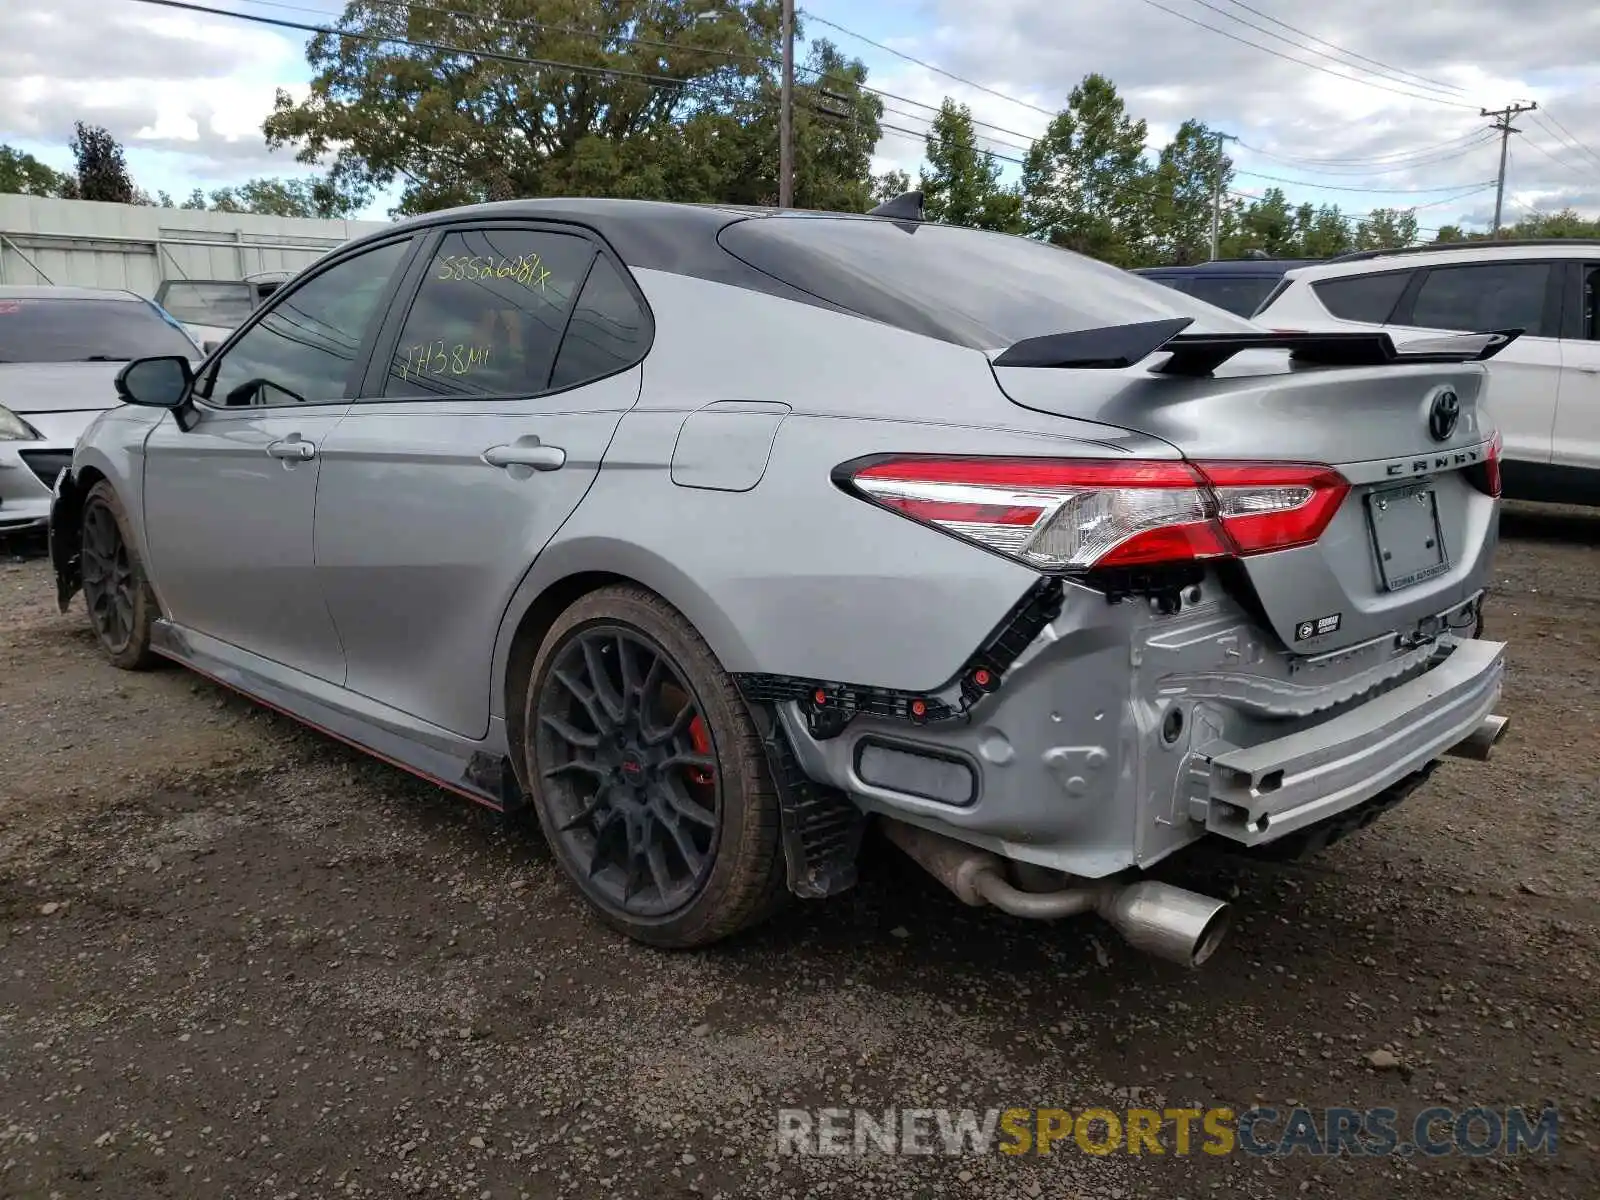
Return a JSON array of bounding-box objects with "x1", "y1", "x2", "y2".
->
[{"x1": 1295, "y1": 613, "x2": 1343, "y2": 641}]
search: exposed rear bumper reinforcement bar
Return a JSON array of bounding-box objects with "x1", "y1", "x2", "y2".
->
[
  {"x1": 880, "y1": 818, "x2": 1230, "y2": 968},
  {"x1": 1200, "y1": 639, "x2": 1506, "y2": 847}
]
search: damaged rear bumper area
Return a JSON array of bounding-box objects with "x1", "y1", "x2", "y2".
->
[{"x1": 1197, "y1": 637, "x2": 1505, "y2": 846}]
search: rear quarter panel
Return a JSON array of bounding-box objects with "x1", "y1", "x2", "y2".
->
[{"x1": 488, "y1": 270, "x2": 1183, "y2": 719}]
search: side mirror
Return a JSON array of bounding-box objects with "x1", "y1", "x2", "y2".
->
[{"x1": 115, "y1": 356, "x2": 193, "y2": 409}]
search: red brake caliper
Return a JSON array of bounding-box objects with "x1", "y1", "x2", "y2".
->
[{"x1": 686, "y1": 715, "x2": 715, "y2": 786}]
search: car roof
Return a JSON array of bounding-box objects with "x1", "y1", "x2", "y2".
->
[
  {"x1": 1283, "y1": 239, "x2": 1600, "y2": 283},
  {"x1": 1134, "y1": 259, "x2": 1324, "y2": 276},
  {"x1": 0, "y1": 285, "x2": 142, "y2": 301}
]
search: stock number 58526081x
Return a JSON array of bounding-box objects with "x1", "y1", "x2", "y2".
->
[{"x1": 436, "y1": 254, "x2": 552, "y2": 291}]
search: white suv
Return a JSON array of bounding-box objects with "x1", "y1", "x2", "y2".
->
[{"x1": 1253, "y1": 241, "x2": 1600, "y2": 507}]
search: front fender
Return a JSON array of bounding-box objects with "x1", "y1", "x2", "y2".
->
[{"x1": 48, "y1": 466, "x2": 84, "y2": 613}]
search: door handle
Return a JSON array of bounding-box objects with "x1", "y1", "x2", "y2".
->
[
  {"x1": 266, "y1": 438, "x2": 316, "y2": 461},
  {"x1": 483, "y1": 443, "x2": 566, "y2": 471}
]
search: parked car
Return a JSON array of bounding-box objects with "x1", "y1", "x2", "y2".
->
[
  {"x1": 0, "y1": 286, "x2": 201, "y2": 534},
  {"x1": 1131, "y1": 256, "x2": 1326, "y2": 317},
  {"x1": 48, "y1": 197, "x2": 1509, "y2": 965},
  {"x1": 1253, "y1": 240, "x2": 1600, "y2": 507},
  {"x1": 155, "y1": 270, "x2": 297, "y2": 353}
]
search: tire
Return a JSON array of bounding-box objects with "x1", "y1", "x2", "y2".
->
[
  {"x1": 80, "y1": 480, "x2": 160, "y2": 670},
  {"x1": 523, "y1": 584, "x2": 786, "y2": 948}
]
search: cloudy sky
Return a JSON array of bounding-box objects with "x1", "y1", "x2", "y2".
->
[{"x1": 2, "y1": 0, "x2": 1598, "y2": 233}]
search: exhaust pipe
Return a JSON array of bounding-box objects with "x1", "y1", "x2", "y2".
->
[
  {"x1": 881, "y1": 819, "x2": 1230, "y2": 968},
  {"x1": 1443, "y1": 713, "x2": 1509, "y2": 762}
]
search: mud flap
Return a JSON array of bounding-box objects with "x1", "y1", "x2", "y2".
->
[
  {"x1": 752, "y1": 702, "x2": 866, "y2": 899},
  {"x1": 48, "y1": 468, "x2": 84, "y2": 614}
]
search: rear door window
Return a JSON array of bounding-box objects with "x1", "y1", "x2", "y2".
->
[
  {"x1": 156, "y1": 281, "x2": 258, "y2": 327},
  {"x1": 380, "y1": 227, "x2": 596, "y2": 400},
  {"x1": 1406, "y1": 261, "x2": 1554, "y2": 336},
  {"x1": 1311, "y1": 271, "x2": 1414, "y2": 324}
]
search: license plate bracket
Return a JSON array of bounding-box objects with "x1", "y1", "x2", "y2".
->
[{"x1": 1366, "y1": 482, "x2": 1448, "y2": 591}]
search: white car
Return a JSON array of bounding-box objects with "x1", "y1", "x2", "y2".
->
[
  {"x1": 1253, "y1": 240, "x2": 1599, "y2": 507},
  {"x1": 0, "y1": 286, "x2": 202, "y2": 533}
]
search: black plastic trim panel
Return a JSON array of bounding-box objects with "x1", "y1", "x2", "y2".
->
[{"x1": 734, "y1": 576, "x2": 1065, "y2": 740}]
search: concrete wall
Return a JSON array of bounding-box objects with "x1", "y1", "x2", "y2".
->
[{"x1": 0, "y1": 195, "x2": 392, "y2": 297}]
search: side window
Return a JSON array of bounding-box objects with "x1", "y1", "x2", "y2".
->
[
  {"x1": 382, "y1": 228, "x2": 595, "y2": 399},
  {"x1": 204, "y1": 239, "x2": 410, "y2": 407},
  {"x1": 1312, "y1": 271, "x2": 1414, "y2": 324},
  {"x1": 1582, "y1": 265, "x2": 1600, "y2": 340},
  {"x1": 1409, "y1": 262, "x2": 1552, "y2": 336},
  {"x1": 549, "y1": 256, "x2": 651, "y2": 390}
]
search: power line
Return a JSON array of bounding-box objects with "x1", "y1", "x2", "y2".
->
[
  {"x1": 128, "y1": 0, "x2": 723, "y2": 91},
  {"x1": 1532, "y1": 111, "x2": 1600, "y2": 173},
  {"x1": 1235, "y1": 133, "x2": 1497, "y2": 176},
  {"x1": 1209, "y1": 0, "x2": 1467, "y2": 96},
  {"x1": 1132, "y1": 0, "x2": 1480, "y2": 111},
  {"x1": 1515, "y1": 128, "x2": 1593, "y2": 180},
  {"x1": 1232, "y1": 128, "x2": 1489, "y2": 167},
  {"x1": 797, "y1": 9, "x2": 1057, "y2": 117},
  {"x1": 1233, "y1": 168, "x2": 1498, "y2": 194},
  {"x1": 238, "y1": 0, "x2": 1059, "y2": 148}
]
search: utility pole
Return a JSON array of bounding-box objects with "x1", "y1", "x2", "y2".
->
[
  {"x1": 779, "y1": 0, "x2": 795, "y2": 209},
  {"x1": 1209, "y1": 130, "x2": 1236, "y2": 261},
  {"x1": 1481, "y1": 101, "x2": 1537, "y2": 238}
]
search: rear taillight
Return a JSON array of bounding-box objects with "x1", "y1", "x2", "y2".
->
[
  {"x1": 1474, "y1": 431, "x2": 1503, "y2": 498},
  {"x1": 843, "y1": 456, "x2": 1350, "y2": 572}
]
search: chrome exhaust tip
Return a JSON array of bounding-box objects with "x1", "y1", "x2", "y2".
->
[
  {"x1": 1096, "y1": 881, "x2": 1232, "y2": 968},
  {"x1": 1444, "y1": 713, "x2": 1509, "y2": 763},
  {"x1": 880, "y1": 818, "x2": 1230, "y2": 967}
]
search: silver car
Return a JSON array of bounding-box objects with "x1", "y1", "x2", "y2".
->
[
  {"x1": 0, "y1": 286, "x2": 201, "y2": 534},
  {"x1": 47, "y1": 198, "x2": 1511, "y2": 965}
]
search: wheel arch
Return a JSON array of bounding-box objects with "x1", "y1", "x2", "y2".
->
[{"x1": 494, "y1": 537, "x2": 759, "y2": 794}]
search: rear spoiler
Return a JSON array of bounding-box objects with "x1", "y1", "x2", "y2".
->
[{"x1": 991, "y1": 318, "x2": 1523, "y2": 375}]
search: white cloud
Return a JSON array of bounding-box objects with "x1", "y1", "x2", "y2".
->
[{"x1": 837, "y1": 0, "x2": 1600, "y2": 228}]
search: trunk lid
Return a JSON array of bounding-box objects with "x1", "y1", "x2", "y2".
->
[{"x1": 993, "y1": 353, "x2": 1498, "y2": 654}]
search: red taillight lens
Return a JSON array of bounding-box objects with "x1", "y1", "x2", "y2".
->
[
  {"x1": 845, "y1": 456, "x2": 1350, "y2": 571},
  {"x1": 1484, "y1": 431, "x2": 1502, "y2": 498}
]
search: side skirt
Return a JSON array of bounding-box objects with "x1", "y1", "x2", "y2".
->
[{"x1": 150, "y1": 619, "x2": 523, "y2": 814}]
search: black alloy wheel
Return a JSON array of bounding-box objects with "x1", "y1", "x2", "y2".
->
[
  {"x1": 536, "y1": 625, "x2": 723, "y2": 917},
  {"x1": 81, "y1": 499, "x2": 136, "y2": 655},
  {"x1": 525, "y1": 585, "x2": 786, "y2": 947},
  {"x1": 79, "y1": 481, "x2": 159, "y2": 670}
]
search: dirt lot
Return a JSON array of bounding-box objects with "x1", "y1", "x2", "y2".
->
[{"x1": 2, "y1": 504, "x2": 1598, "y2": 1200}]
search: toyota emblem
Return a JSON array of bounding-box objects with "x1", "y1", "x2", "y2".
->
[{"x1": 1428, "y1": 388, "x2": 1461, "y2": 442}]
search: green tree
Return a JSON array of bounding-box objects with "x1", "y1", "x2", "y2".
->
[
  {"x1": 1019, "y1": 74, "x2": 1150, "y2": 264},
  {"x1": 871, "y1": 169, "x2": 912, "y2": 205},
  {"x1": 1221, "y1": 187, "x2": 1297, "y2": 257},
  {"x1": 1352, "y1": 207, "x2": 1419, "y2": 251},
  {"x1": 206, "y1": 174, "x2": 368, "y2": 218},
  {"x1": 60, "y1": 122, "x2": 137, "y2": 204},
  {"x1": 919, "y1": 99, "x2": 1021, "y2": 231},
  {"x1": 265, "y1": 0, "x2": 790, "y2": 213},
  {"x1": 1145, "y1": 120, "x2": 1229, "y2": 265},
  {"x1": 0, "y1": 145, "x2": 70, "y2": 197},
  {"x1": 1295, "y1": 204, "x2": 1355, "y2": 257}
]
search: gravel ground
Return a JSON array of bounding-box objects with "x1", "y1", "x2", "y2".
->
[{"x1": 2, "y1": 502, "x2": 1597, "y2": 1199}]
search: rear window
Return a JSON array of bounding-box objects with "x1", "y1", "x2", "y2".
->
[
  {"x1": 1182, "y1": 275, "x2": 1282, "y2": 318},
  {"x1": 0, "y1": 297, "x2": 199, "y2": 363},
  {"x1": 718, "y1": 216, "x2": 1257, "y2": 349},
  {"x1": 1311, "y1": 271, "x2": 1413, "y2": 323},
  {"x1": 1409, "y1": 262, "x2": 1553, "y2": 337},
  {"x1": 157, "y1": 281, "x2": 258, "y2": 327}
]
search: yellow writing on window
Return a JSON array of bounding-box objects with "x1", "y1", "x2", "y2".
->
[
  {"x1": 435, "y1": 254, "x2": 552, "y2": 292},
  {"x1": 397, "y1": 340, "x2": 494, "y2": 382}
]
